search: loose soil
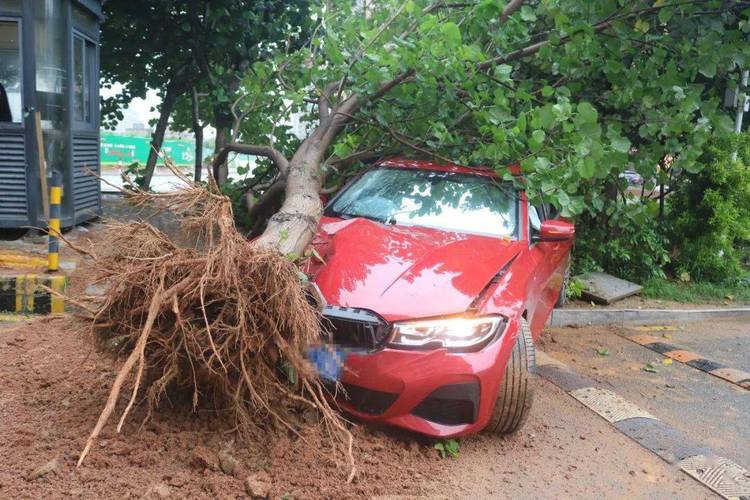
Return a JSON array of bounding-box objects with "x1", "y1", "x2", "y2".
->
[
  {"x1": 1, "y1": 221, "x2": 450, "y2": 499},
  {"x1": 0, "y1": 315, "x2": 447, "y2": 499}
]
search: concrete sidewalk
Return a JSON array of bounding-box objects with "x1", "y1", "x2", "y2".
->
[{"x1": 550, "y1": 306, "x2": 750, "y2": 327}]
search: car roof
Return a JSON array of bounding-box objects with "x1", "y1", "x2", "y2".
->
[{"x1": 375, "y1": 158, "x2": 520, "y2": 177}]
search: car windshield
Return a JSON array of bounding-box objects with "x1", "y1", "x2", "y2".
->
[{"x1": 326, "y1": 167, "x2": 517, "y2": 238}]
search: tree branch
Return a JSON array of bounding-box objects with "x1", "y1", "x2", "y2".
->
[
  {"x1": 477, "y1": 18, "x2": 612, "y2": 70},
  {"x1": 319, "y1": 80, "x2": 340, "y2": 123},
  {"x1": 499, "y1": 0, "x2": 525, "y2": 24},
  {"x1": 212, "y1": 144, "x2": 290, "y2": 178}
]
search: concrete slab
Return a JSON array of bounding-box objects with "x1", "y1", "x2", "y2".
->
[
  {"x1": 550, "y1": 307, "x2": 750, "y2": 327},
  {"x1": 576, "y1": 271, "x2": 643, "y2": 304}
]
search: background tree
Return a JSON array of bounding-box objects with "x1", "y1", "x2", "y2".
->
[
  {"x1": 215, "y1": 0, "x2": 748, "y2": 269},
  {"x1": 101, "y1": 0, "x2": 311, "y2": 189}
]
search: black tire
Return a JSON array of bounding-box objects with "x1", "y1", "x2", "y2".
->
[
  {"x1": 486, "y1": 317, "x2": 536, "y2": 435},
  {"x1": 555, "y1": 263, "x2": 570, "y2": 307}
]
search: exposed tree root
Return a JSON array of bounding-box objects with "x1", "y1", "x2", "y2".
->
[{"x1": 75, "y1": 181, "x2": 355, "y2": 481}]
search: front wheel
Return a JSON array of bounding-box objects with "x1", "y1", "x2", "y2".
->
[{"x1": 485, "y1": 317, "x2": 536, "y2": 435}]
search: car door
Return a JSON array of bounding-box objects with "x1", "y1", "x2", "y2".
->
[{"x1": 527, "y1": 203, "x2": 571, "y2": 333}]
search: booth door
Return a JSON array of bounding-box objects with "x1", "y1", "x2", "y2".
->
[
  {"x1": 0, "y1": 16, "x2": 30, "y2": 227},
  {"x1": 70, "y1": 30, "x2": 100, "y2": 223}
]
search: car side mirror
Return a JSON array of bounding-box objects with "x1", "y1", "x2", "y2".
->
[{"x1": 534, "y1": 220, "x2": 575, "y2": 242}]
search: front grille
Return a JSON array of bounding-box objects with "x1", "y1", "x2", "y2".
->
[
  {"x1": 412, "y1": 383, "x2": 480, "y2": 426},
  {"x1": 326, "y1": 382, "x2": 398, "y2": 416},
  {"x1": 322, "y1": 306, "x2": 390, "y2": 350}
]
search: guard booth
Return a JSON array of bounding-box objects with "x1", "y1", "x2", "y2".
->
[{"x1": 0, "y1": 0, "x2": 102, "y2": 230}]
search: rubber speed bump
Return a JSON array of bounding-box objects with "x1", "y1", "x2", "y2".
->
[
  {"x1": 569, "y1": 387, "x2": 656, "y2": 423},
  {"x1": 623, "y1": 332, "x2": 750, "y2": 390},
  {"x1": 538, "y1": 352, "x2": 750, "y2": 499},
  {"x1": 0, "y1": 274, "x2": 67, "y2": 314},
  {"x1": 679, "y1": 455, "x2": 750, "y2": 500}
]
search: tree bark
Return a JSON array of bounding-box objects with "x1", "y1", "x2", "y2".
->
[
  {"x1": 213, "y1": 125, "x2": 231, "y2": 184},
  {"x1": 142, "y1": 75, "x2": 185, "y2": 190},
  {"x1": 191, "y1": 87, "x2": 204, "y2": 183},
  {"x1": 252, "y1": 138, "x2": 326, "y2": 256},
  {"x1": 212, "y1": 77, "x2": 241, "y2": 185}
]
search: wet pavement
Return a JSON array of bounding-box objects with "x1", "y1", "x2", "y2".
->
[{"x1": 542, "y1": 319, "x2": 750, "y2": 471}]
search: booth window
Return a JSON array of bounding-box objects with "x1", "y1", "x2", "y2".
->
[
  {"x1": 0, "y1": 20, "x2": 22, "y2": 123},
  {"x1": 73, "y1": 34, "x2": 95, "y2": 123}
]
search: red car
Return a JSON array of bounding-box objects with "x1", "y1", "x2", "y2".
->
[{"x1": 305, "y1": 159, "x2": 574, "y2": 438}]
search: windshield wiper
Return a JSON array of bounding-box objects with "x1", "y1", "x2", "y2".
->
[{"x1": 335, "y1": 212, "x2": 388, "y2": 224}]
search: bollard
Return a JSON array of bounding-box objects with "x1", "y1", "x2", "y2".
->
[{"x1": 48, "y1": 172, "x2": 62, "y2": 272}]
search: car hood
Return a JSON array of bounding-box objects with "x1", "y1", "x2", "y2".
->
[{"x1": 310, "y1": 217, "x2": 522, "y2": 321}]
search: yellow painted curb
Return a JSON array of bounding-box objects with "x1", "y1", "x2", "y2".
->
[
  {"x1": 0, "y1": 312, "x2": 26, "y2": 322},
  {"x1": 0, "y1": 252, "x2": 48, "y2": 268}
]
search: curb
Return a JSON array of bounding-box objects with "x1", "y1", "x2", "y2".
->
[
  {"x1": 0, "y1": 251, "x2": 48, "y2": 268},
  {"x1": 549, "y1": 307, "x2": 750, "y2": 327},
  {"x1": 0, "y1": 274, "x2": 68, "y2": 314}
]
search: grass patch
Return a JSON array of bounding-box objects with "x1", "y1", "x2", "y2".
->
[{"x1": 641, "y1": 278, "x2": 750, "y2": 304}]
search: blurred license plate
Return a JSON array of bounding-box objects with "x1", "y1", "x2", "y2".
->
[{"x1": 307, "y1": 345, "x2": 348, "y2": 381}]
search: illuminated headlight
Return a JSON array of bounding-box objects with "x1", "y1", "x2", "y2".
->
[{"x1": 389, "y1": 316, "x2": 505, "y2": 351}]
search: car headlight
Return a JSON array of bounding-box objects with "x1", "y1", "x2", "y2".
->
[{"x1": 389, "y1": 316, "x2": 505, "y2": 351}]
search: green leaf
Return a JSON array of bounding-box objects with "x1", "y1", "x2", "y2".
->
[
  {"x1": 577, "y1": 102, "x2": 598, "y2": 123},
  {"x1": 610, "y1": 135, "x2": 631, "y2": 153},
  {"x1": 520, "y1": 6, "x2": 537, "y2": 22},
  {"x1": 434, "y1": 439, "x2": 459, "y2": 459},
  {"x1": 529, "y1": 129, "x2": 546, "y2": 151},
  {"x1": 538, "y1": 105, "x2": 556, "y2": 129},
  {"x1": 557, "y1": 190, "x2": 570, "y2": 207},
  {"x1": 579, "y1": 157, "x2": 596, "y2": 179},
  {"x1": 699, "y1": 60, "x2": 716, "y2": 78},
  {"x1": 643, "y1": 362, "x2": 659, "y2": 373},
  {"x1": 440, "y1": 22, "x2": 462, "y2": 47},
  {"x1": 495, "y1": 64, "x2": 513, "y2": 81},
  {"x1": 658, "y1": 7, "x2": 674, "y2": 24}
]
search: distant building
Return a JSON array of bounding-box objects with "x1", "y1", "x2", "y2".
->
[
  {"x1": 124, "y1": 122, "x2": 151, "y2": 137},
  {"x1": 0, "y1": 0, "x2": 102, "y2": 229}
]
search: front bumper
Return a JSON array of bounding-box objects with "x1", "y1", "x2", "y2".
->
[{"x1": 333, "y1": 317, "x2": 520, "y2": 437}]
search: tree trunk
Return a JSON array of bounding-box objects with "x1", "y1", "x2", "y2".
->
[
  {"x1": 252, "y1": 134, "x2": 327, "y2": 256},
  {"x1": 248, "y1": 73, "x2": 409, "y2": 255},
  {"x1": 213, "y1": 125, "x2": 231, "y2": 185},
  {"x1": 142, "y1": 77, "x2": 183, "y2": 190},
  {"x1": 194, "y1": 128, "x2": 204, "y2": 183},
  {"x1": 191, "y1": 87, "x2": 203, "y2": 183}
]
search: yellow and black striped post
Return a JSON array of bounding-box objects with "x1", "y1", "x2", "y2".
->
[{"x1": 48, "y1": 172, "x2": 62, "y2": 272}]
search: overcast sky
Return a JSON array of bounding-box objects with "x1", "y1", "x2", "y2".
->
[{"x1": 101, "y1": 83, "x2": 160, "y2": 132}]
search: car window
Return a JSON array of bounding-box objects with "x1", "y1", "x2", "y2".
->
[
  {"x1": 326, "y1": 168, "x2": 518, "y2": 238},
  {"x1": 529, "y1": 205, "x2": 542, "y2": 232}
]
